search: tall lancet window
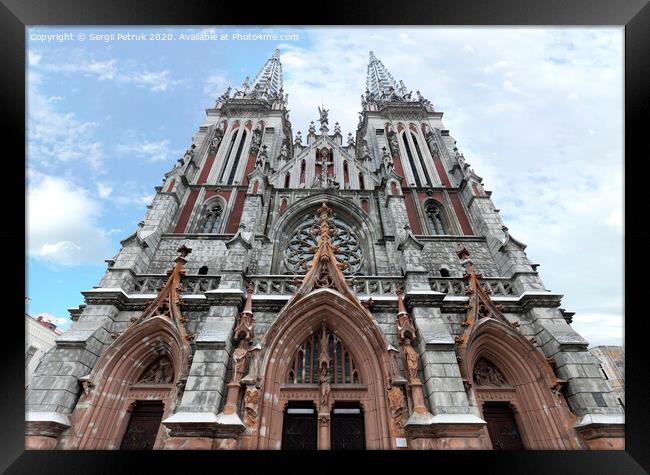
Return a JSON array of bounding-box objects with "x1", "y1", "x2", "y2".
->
[
  {"x1": 200, "y1": 203, "x2": 224, "y2": 233},
  {"x1": 402, "y1": 131, "x2": 422, "y2": 187},
  {"x1": 426, "y1": 202, "x2": 447, "y2": 235},
  {"x1": 227, "y1": 130, "x2": 247, "y2": 185},
  {"x1": 219, "y1": 130, "x2": 239, "y2": 183},
  {"x1": 300, "y1": 160, "x2": 306, "y2": 185},
  {"x1": 411, "y1": 132, "x2": 432, "y2": 186}
]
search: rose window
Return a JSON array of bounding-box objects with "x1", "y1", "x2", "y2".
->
[{"x1": 283, "y1": 215, "x2": 363, "y2": 275}]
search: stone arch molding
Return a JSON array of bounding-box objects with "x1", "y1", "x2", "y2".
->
[
  {"x1": 61, "y1": 315, "x2": 190, "y2": 449},
  {"x1": 465, "y1": 318, "x2": 584, "y2": 450},
  {"x1": 251, "y1": 288, "x2": 396, "y2": 450},
  {"x1": 268, "y1": 194, "x2": 380, "y2": 275}
]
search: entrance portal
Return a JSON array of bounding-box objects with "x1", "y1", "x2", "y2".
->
[
  {"x1": 482, "y1": 401, "x2": 525, "y2": 450},
  {"x1": 281, "y1": 403, "x2": 318, "y2": 450},
  {"x1": 119, "y1": 400, "x2": 164, "y2": 450},
  {"x1": 331, "y1": 404, "x2": 365, "y2": 450}
]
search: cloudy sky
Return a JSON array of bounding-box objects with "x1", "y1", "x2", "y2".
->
[{"x1": 26, "y1": 26, "x2": 623, "y2": 347}]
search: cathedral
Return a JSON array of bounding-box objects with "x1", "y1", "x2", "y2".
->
[{"x1": 25, "y1": 49, "x2": 624, "y2": 450}]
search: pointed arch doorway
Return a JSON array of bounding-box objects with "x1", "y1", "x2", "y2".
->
[{"x1": 252, "y1": 290, "x2": 395, "y2": 450}]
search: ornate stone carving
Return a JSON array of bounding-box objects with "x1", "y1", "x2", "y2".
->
[
  {"x1": 138, "y1": 356, "x2": 174, "y2": 384},
  {"x1": 473, "y1": 358, "x2": 508, "y2": 387},
  {"x1": 243, "y1": 386, "x2": 260, "y2": 427},
  {"x1": 387, "y1": 386, "x2": 405, "y2": 428},
  {"x1": 283, "y1": 214, "x2": 363, "y2": 276},
  {"x1": 249, "y1": 124, "x2": 263, "y2": 155}
]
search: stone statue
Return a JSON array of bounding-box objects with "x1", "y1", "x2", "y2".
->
[
  {"x1": 382, "y1": 147, "x2": 393, "y2": 171},
  {"x1": 334, "y1": 122, "x2": 341, "y2": 135},
  {"x1": 360, "y1": 140, "x2": 371, "y2": 161},
  {"x1": 279, "y1": 141, "x2": 289, "y2": 160},
  {"x1": 402, "y1": 339, "x2": 420, "y2": 384},
  {"x1": 294, "y1": 131, "x2": 302, "y2": 147},
  {"x1": 347, "y1": 133, "x2": 355, "y2": 147},
  {"x1": 318, "y1": 106, "x2": 329, "y2": 127},
  {"x1": 231, "y1": 340, "x2": 249, "y2": 383},
  {"x1": 319, "y1": 362, "x2": 332, "y2": 412}
]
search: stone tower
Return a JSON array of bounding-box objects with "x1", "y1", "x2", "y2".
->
[{"x1": 26, "y1": 50, "x2": 624, "y2": 451}]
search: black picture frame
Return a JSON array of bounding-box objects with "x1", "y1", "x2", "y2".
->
[{"x1": 4, "y1": 0, "x2": 649, "y2": 473}]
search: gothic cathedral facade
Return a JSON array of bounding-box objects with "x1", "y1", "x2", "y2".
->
[{"x1": 26, "y1": 50, "x2": 624, "y2": 450}]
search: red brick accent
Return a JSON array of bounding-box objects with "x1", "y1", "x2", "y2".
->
[
  {"x1": 417, "y1": 190, "x2": 444, "y2": 203},
  {"x1": 252, "y1": 181, "x2": 259, "y2": 194},
  {"x1": 361, "y1": 199, "x2": 369, "y2": 214},
  {"x1": 448, "y1": 192, "x2": 473, "y2": 235},
  {"x1": 197, "y1": 153, "x2": 216, "y2": 185},
  {"x1": 397, "y1": 124, "x2": 404, "y2": 133},
  {"x1": 393, "y1": 156, "x2": 405, "y2": 184},
  {"x1": 165, "y1": 178, "x2": 176, "y2": 192},
  {"x1": 279, "y1": 198, "x2": 288, "y2": 213},
  {"x1": 173, "y1": 189, "x2": 199, "y2": 233},
  {"x1": 472, "y1": 183, "x2": 481, "y2": 196},
  {"x1": 390, "y1": 182, "x2": 398, "y2": 195},
  {"x1": 226, "y1": 191, "x2": 246, "y2": 233},
  {"x1": 432, "y1": 154, "x2": 452, "y2": 187},
  {"x1": 203, "y1": 189, "x2": 231, "y2": 203},
  {"x1": 404, "y1": 193, "x2": 422, "y2": 234},
  {"x1": 243, "y1": 154, "x2": 257, "y2": 185}
]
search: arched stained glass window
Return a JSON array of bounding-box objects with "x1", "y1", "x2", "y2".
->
[
  {"x1": 200, "y1": 203, "x2": 224, "y2": 233},
  {"x1": 426, "y1": 202, "x2": 447, "y2": 235},
  {"x1": 286, "y1": 326, "x2": 360, "y2": 384}
]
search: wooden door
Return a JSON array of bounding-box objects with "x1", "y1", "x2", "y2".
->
[
  {"x1": 119, "y1": 401, "x2": 164, "y2": 450},
  {"x1": 482, "y1": 401, "x2": 525, "y2": 450},
  {"x1": 281, "y1": 405, "x2": 317, "y2": 450},
  {"x1": 331, "y1": 406, "x2": 365, "y2": 450}
]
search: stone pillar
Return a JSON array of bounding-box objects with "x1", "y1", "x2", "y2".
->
[{"x1": 25, "y1": 304, "x2": 119, "y2": 448}]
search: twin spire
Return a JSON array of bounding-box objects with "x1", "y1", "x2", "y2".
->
[{"x1": 220, "y1": 49, "x2": 429, "y2": 107}]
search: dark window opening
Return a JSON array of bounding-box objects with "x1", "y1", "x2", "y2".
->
[
  {"x1": 227, "y1": 130, "x2": 247, "y2": 185},
  {"x1": 592, "y1": 392, "x2": 608, "y2": 407},
  {"x1": 284, "y1": 172, "x2": 291, "y2": 188},
  {"x1": 402, "y1": 131, "x2": 421, "y2": 187},
  {"x1": 219, "y1": 129, "x2": 239, "y2": 183},
  {"x1": 411, "y1": 132, "x2": 432, "y2": 186},
  {"x1": 358, "y1": 173, "x2": 365, "y2": 190},
  {"x1": 198, "y1": 266, "x2": 209, "y2": 275},
  {"x1": 440, "y1": 268, "x2": 450, "y2": 277}
]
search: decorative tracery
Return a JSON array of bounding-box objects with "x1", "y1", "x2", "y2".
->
[
  {"x1": 287, "y1": 326, "x2": 360, "y2": 385},
  {"x1": 283, "y1": 214, "x2": 363, "y2": 275}
]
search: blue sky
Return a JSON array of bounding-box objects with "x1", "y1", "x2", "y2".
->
[{"x1": 26, "y1": 26, "x2": 623, "y2": 347}]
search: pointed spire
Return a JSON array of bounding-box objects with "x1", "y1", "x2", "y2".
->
[
  {"x1": 129, "y1": 245, "x2": 194, "y2": 341},
  {"x1": 248, "y1": 48, "x2": 284, "y2": 99},
  {"x1": 366, "y1": 51, "x2": 422, "y2": 104}
]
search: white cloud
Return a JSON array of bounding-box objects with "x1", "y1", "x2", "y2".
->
[
  {"x1": 277, "y1": 27, "x2": 623, "y2": 347},
  {"x1": 115, "y1": 135, "x2": 179, "y2": 163},
  {"x1": 203, "y1": 73, "x2": 229, "y2": 98},
  {"x1": 28, "y1": 86, "x2": 103, "y2": 170},
  {"x1": 32, "y1": 53, "x2": 184, "y2": 92},
  {"x1": 27, "y1": 172, "x2": 113, "y2": 266},
  {"x1": 96, "y1": 182, "x2": 113, "y2": 198}
]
